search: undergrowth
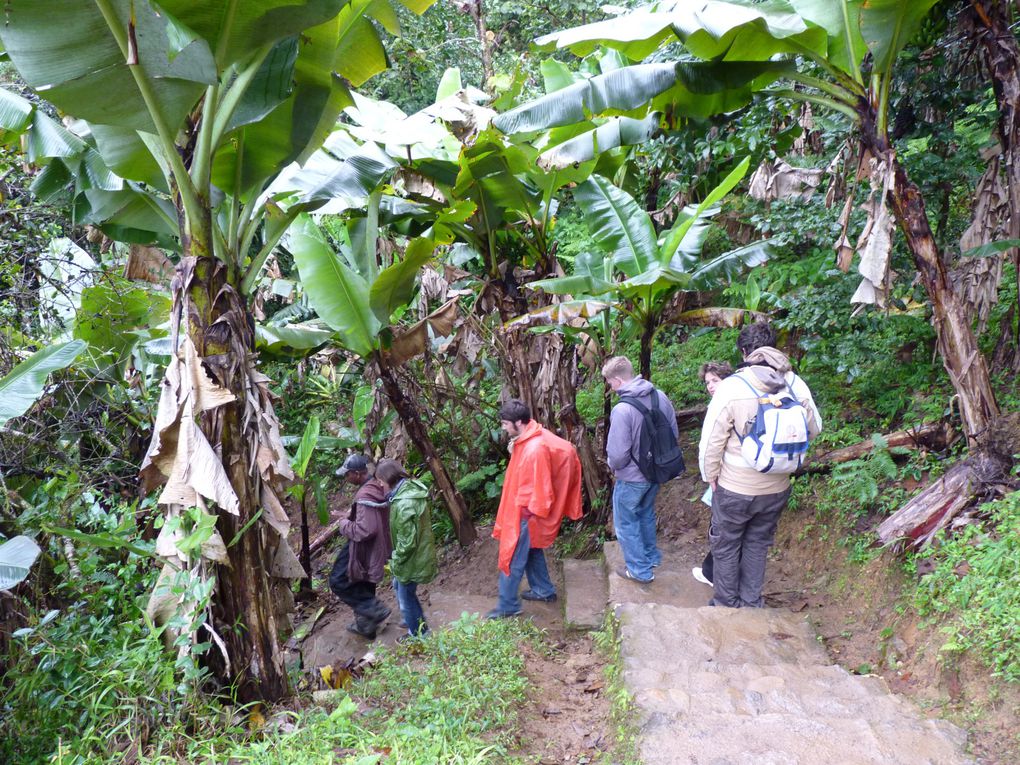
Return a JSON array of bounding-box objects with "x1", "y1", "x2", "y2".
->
[
  {"x1": 138, "y1": 614, "x2": 539, "y2": 764},
  {"x1": 914, "y1": 491, "x2": 1020, "y2": 682},
  {"x1": 593, "y1": 611, "x2": 638, "y2": 765}
]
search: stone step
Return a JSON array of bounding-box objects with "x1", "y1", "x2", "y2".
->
[
  {"x1": 617, "y1": 602, "x2": 831, "y2": 668},
  {"x1": 625, "y1": 661, "x2": 908, "y2": 722},
  {"x1": 605, "y1": 541, "x2": 714, "y2": 610},
  {"x1": 638, "y1": 710, "x2": 974, "y2": 765},
  {"x1": 562, "y1": 557, "x2": 607, "y2": 630}
]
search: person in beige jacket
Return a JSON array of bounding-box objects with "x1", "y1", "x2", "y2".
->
[{"x1": 698, "y1": 323, "x2": 821, "y2": 608}]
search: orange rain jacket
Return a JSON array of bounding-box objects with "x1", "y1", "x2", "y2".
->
[{"x1": 493, "y1": 420, "x2": 583, "y2": 575}]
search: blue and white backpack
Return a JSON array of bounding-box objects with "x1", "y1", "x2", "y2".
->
[{"x1": 735, "y1": 374, "x2": 810, "y2": 474}]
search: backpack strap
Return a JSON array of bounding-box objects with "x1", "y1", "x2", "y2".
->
[{"x1": 618, "y1": 393, "x2": 654, "y2": 470}]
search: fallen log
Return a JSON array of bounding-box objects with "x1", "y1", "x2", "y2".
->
[
  {"x1": 799, "y1": 421, "x2": 952, "y2": 474},
  {"x1": 308, "y1": 518, "x2": 344, "y2": 558},
  {"x1": 877, "y1": 450, "x2": 1010, "y2": 549},
  {"x1": 676, "y1": 404, "x2": 707, "y2": 431}
]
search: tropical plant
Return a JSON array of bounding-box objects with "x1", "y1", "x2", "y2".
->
[
  {"x1": 0, "y1": 0, "x2": 436, "y2": 701},
  {"x1": 0, "y1": 535, "x2": 42, "y2": 590},
  {"x1": 495, "y1": 0, "x2": 1001, "y2": 443},
  {"x1": 526, "y1": 159, "x2": 769, "y2": 378},
  {"x1": 0, "y1": 340, "x2": 87, "y2": 429}
]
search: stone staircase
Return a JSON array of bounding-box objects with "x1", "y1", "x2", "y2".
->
[{"x1": 560, "y1": 541, "x2": 975, "y2": 765}]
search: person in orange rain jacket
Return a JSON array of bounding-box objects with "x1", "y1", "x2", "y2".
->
[{"x1": 487, "y1": 399, "x2": 583, "y2": 619}]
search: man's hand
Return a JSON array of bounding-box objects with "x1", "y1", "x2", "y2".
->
[
  {"x1": 710, "y1": 480, "x2": 718, "y2": 491},
  {"x1": 520, "y1": 506, "x2": 533, "y2": 520}
]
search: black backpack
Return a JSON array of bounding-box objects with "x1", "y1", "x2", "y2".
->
[{"x1": 618, "y1": 391, "x2": 685, "y2": 483}]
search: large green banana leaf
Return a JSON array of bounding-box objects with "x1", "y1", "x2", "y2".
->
[
  {"x1": 0, "y1": 536, "x2": 42, "y2": 590},
  {"x1": 0, "y1": 340, "x2": 87, "y2": 429},
  {"x1": 659, "y1": 157, "x2": 751, "y2": 266},
  {"x1": 288, "y1": 215, "x2": 381, "y2": 357},
  {"x1": 0, "y1": 0, "x2": 213, "y2": 133},
  {"x1": 859, "y1": 0, "x2": 940, "y2": 75},
  {"x1": 369, "y1": 238, "x2": 436, "y2": 324},
  {"x1": 573, "y1": 176, "x2": 658, "y2": 279},
  {"x1": 495, "y1": 60, "x2": 793, "y2": 136},
  {"x1": 535, "y1": 1, "x2": 828, "y2": 61}
]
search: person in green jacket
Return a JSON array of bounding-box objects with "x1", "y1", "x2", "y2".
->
[{"x1": 376, "y1": 459, "x2": 438, "y2": 639}]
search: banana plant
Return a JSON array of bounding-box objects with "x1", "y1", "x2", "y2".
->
[
  {"x1": 0, "y1": 341, "x2": 87, "y2": 430},
  {"x1": 529, "y1": 158, "x2": 769, "y2": 378},
  {"x1": 0, "y1": 0, "x2": 437, "y2": 702},
  {"x1": 494, "y1": 0, "x2": 999, "y2": 443},
  {"x1": 286, "y1": 215, "x2": 477, "y2": 545}
]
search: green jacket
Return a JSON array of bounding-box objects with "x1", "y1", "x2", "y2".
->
[{"x1": 388, "y1": 478, "x2": 438, "y2": 584}]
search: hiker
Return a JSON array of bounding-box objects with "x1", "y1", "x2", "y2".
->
[
  {"x1": 377, "y1": 458, "x2": 437, "y2": 640},
  {"x1": 698, "y1": 322, "x2": 821, "y2": 608},
  {"x1": 693, "y1": 361, "x2": 734, "y2": 587},
  {"x1": 329, "y1": 454, "x2": 392, "y2": 639},
  {"x1": 487, "y1": 399, "x2": 583, "y2": 619},
  {"x1": 603, "y1": 356, "x2": 681, "y2": 584}
]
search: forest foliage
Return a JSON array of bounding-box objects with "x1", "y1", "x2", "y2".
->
[{"x1": 1, "y1": 0, "x2": 1019, "y2": 762}]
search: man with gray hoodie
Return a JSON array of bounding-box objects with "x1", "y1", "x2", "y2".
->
[
  {"x1": 603, "y1": 356, "x2": 679, "y2": 583},
  {"x1": 698, "y1": 323, "x2": 821, "y2": 608}
]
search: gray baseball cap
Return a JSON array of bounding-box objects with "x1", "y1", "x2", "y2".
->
[{"x1": 335, "y1": 453, "x2": 369, "y2": 477}]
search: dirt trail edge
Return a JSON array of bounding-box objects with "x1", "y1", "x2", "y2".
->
[{"x1": 605, "y1": 540, "x2": 975, "y2": 765}]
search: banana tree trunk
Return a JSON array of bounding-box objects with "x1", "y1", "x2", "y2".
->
[
  {"x1": 639, "y1": 311, "x2": 655, "y2": 381},
  {"x1": 972, "y1": 0, "x2": 1020, "y2": 361},
  {"x1": 554, "y1": 346, "x2": 612, "y2": 523},
  {"x1": 184, "y1": 256, "x2": 290, "y2": 702},
  {"x1": 374, "y1": 353, "x2": 477, "y2": 545},
  {"x1": 884, "y1": 156, "x2": 1000, "y2": 443}
]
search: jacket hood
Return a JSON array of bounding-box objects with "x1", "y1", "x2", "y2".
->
[
  {"x1": 618, "y1": 377, "x2": 655, "y2": 397},
  {"x1": 742, "y1": 347, "x2": 793, "y2": 394},
  {"x1": 391, "y1": 478, "x2": 428, "y2": 501},
  {"x1": 356, "y1": 478, "x2": 389, "y2": 506}
]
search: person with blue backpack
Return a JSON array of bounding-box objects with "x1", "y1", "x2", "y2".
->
[
  {"x1": 603, "y1": 356, "x2": 683, "y2": 584},
  {"x1": 698, "y1": 322, "x2": 821, "y2": 608}
]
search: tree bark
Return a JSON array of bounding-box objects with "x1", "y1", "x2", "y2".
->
[
  {"x1": 639, "y1": 311, "x2": 655, "y2": 381},
  {"x1": 375, "y1": 353, "x2": 477, "y2": 545},
  {"x1": 970, "y1": 0, "x2": 1020, "y2": 359},
  {"x1": 857, "y1": 106, "x2": 1000, "y2": 443},
  {"x1": 184, "y1": 256, "x2": 290, "y2": 702},
  {"x1": 799, "y1": 421, "x2": 952, "y2": 474}
]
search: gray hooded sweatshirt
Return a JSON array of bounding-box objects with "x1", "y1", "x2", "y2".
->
[{"x1": 607, "y1": 376, "x2": 679, "y2": 483}]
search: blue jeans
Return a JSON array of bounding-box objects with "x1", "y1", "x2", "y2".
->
[
  {"x1": 613, "y1": 480, "x2": 661, "y2": 581},
  {"x1": 496, "y1": 518, "x2": 556, "y2": 613},
  {"x1": 394, "y1": 579, "x2": 428, "y2": 636}
]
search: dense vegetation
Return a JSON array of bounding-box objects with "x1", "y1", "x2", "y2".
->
[{"x1": 1, "y1": 1, "x2": 1019, "y2": 762}]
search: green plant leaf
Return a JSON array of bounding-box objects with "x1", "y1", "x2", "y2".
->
[
  {"x1": 289, "y1": 214, "x2": 381, "y2": 357},
  {"x1": 436, "y1": 67, "x2": 463, "y2": 101},
  {"x1": 291, "y1": 416, "x2": 321, "y2": 479},
  {"x1": 0, "y1": 536, "x2": 42, "y2": 590},
  {"x1": 0, "y1": 340, "x2": 87, "y2": 429},
  {"x1": 574, "y1": 175, "x2": 658, "y2": 278},
  {"x1": 859, "y1": 0, "x2": 939, "y2": 76},
  {"x1": 41, "y1": 525, "x2": 156, "y2": 559},
  {"x1": 369, "y1": 238, "x2": 435, "y2": 324}
]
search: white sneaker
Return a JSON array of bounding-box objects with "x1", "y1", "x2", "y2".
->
[{"x1": 692, "y1": 567, "x2": 713, "y2": 587}]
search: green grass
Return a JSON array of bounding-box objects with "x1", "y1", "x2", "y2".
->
[
  {"x1": 593, "y1": 612, "x2": 639, "y2": 765},
  {"x1": 136, "y1": 614, "x2": 540, "y2": 765}
]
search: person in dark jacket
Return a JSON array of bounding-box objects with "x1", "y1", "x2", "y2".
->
[
  {"x1": 377, "y1": 459, "x2": 437, "y2": 640},
  {"x1": 329, "y1": 454, "x2": 392, "y2": 639},
  {"x1": 602, "y1": 356, "x2": 678, "y2": 584}
]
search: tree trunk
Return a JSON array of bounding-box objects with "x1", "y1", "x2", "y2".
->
[
  {"x1": 639, "y1": 312, "x2": 655, "y2": 381},
  {"x1": 858, "y1": 103, "x2": 1000, "y2": 443},
  {"x1": 184, "y1": 256, "x2": 290, "y2": 702},
  {"x1": 375, "y1": 353, "x2": 477, "y2": 545},
  {"x1": 886, "y1": 158, "x2": 1000, "y2": 443},
  {"x1": 971, "y1": 0, "x2": 1020, "y2": 360},
  {"x1": 466, "y1": 0, "x2": 494, "y2": 88},
  {"x1": 554, "y1": 344, "x2": 612, "y2": 523}
]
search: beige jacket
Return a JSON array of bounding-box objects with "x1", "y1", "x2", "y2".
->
[{"x1": 698, "y1": 347, "x2": 821, "y2": 496}]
